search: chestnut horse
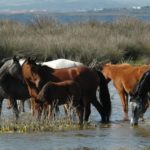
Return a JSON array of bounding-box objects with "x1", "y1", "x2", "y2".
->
[
  {"x1": 100, "y1": 63, "x2": 150, "y2": 120},
  {"x1": 22, "y1": 58, "x2": 111, "y2": 123},
  {"x1": 36, "y1": 80, "x2": 83, "y2": 124},
  {"x1": 17, "y1": 58, "x2": 85, "y2": 114}
]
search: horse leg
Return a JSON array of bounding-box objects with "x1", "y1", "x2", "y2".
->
[
  {"x1": 10, "y1": 98, "x2": 19, "y2": 120},
  {"x1": 125, "y1": 92, "x2": 129, "y2": 117},
  {"x1": 63, "y1": 104, "x2": 69, "y2": 117},
  {"x1": 55, "y1": 105, "x2": 60, "y2": 117},
  {"x1": 76, "y1": 105, "x2": 83, "y2": 125},
  {"x1": 42, "y1": 103, "x2": 49, "y2": 120},
  {"x1": 18, "y1": 100, "x2": 25, "y2": 112},
  {"x1": 47, "y1": 104, "x2": 56, "y2": 120},
  {"x1": 47, "y1": 104, "x2": 53, "y2": 119},
  {"x1": 46, "y1": 101, "x2": 56, "y2": 120},
  {"x1": 91, "y1": 97, "x2": 106, "y2": 123},
  {"x1": 30, "y1": 98, "x2": 36, "y2": 116},
  {"x1": 83, "y1": 98, "x2": 91, "y2": 122},
  {"x1": 117, "y1": 90, "x2": 129, "y2": 120},
  {"x1": 6, "y1": 99, "x2": 12, "y2": 109},
  {"x1": 0, "y1": 99, "x2": 3, "y2": 119},
  {"x1": 22, "y1": 100, "x2": 25, "y2": 112},
  {"x1": 35, "y1": 102, "x2": 43, "y2": 121}
]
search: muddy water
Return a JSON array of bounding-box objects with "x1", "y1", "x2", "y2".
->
[{"x1": 0, "y1": 82, "x2": 150, "y2": 150}]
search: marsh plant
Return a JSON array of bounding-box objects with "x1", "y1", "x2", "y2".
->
[
  {"x1": 0, "y1": 17, "x2": 150, "y2": 64},
  {"x1": 0, "y1": 116, "x2": 97, "y2": 133}
]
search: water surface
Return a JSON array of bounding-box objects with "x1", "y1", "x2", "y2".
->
[{"x1": 0, "y1": 82, "x2": 149, "y2": 150}]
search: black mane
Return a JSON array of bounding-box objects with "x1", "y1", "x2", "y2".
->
[{"x1": 132, "y1": 70, "x2": 150, "y2": 98}]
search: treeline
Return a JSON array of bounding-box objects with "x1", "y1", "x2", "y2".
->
[{"x1": 0, "y1": 16, "x2": 150, "y2": 65}]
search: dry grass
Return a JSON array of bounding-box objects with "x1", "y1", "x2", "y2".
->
[
  {"x1": 0, "y1": 119, "x2": 97, "y2": 133},
  {"x1": 0, "y1": 17, "x2": 150, "y2": 64}
]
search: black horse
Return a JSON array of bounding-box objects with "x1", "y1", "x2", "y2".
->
[
  {"x1": 0, "y1": 56, "x2": 29, "y2": 120},
  {"x1": 130, "y1": 70, "x2": 150, "y2": 126}
]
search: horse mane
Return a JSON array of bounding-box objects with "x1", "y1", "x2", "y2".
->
[{"x1": 132, "y1": 69, "x2": 150, "y2": 98}]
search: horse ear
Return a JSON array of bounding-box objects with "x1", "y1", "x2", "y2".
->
[
  {"x1": 33, "y1": 57, "x2": 37, "y2": 62},
  {"x1": 13, "y1": 56, "x2": 18, "y2": 62}
]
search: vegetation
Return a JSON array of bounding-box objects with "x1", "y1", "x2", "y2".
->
[
  {"x1": 0, "y1": 116, "x2": 98, "y2": 133},
  {"x1": 0, "y1": 16, "x2": 150, "y2": 65}
]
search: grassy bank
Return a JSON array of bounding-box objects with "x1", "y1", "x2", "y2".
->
[
  {"x1": 0, "y1": 17, "x2": 150, "y2": 65},
  {"x1": 0, "y1": 115, "x2": 97, "y2": 133}
]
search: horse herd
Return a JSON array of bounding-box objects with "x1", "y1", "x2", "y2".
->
[{"x1": 0, "y1": 56, "x2": 149, "y2": 126}]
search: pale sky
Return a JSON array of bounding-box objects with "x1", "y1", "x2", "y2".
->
[{"x1": 0, "y1": 0, "x2": 150, "y2": 12}]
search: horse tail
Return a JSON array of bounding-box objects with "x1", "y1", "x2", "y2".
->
[{"x1": 96, "y1": 70, "x2": 111, "y2": 122}]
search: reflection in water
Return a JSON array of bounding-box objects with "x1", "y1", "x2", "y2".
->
[{"x1": 0, "y1": 82, "x2": 149, "y2": 150}]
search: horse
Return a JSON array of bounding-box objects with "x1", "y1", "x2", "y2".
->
[
  {"x1": 36, "y1": 80, "x2": 83, "y2": 124},
  {"x1": 130, "y1": 70, "x2": 150, "y2": 125},
  {"x1": 100, "y1": 62, "x2": 150, "y2": 120},
  {"x1": 0, "y1": 56, "x2": 30, "y2": 120},
  {"x1": 3, "y1": 58, "x2": 32, "y2": 113},
  {"x1": 17, "y1": 58, "x2": 85, "y2": 113},
  {"x1": 42, "y1": 58, "x2": 85, "y2": 68},
  {"x1": 22, "y1": 57, "x2": 111, "y2": 123}
]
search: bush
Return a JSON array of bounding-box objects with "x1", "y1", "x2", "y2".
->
[{"x1": 0, "y1": 17, "x2": 150, "y2": 64}]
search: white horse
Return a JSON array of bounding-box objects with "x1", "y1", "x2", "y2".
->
[
  {"x1": 42, "y1": 58, "x2": 84, "y2": 68},
  {"x1": 16, "y1": 58, "x2": 85, "y2": 113}
]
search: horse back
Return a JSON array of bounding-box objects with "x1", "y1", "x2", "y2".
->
[{"x1": 52, "y1": 66, "x2": 99, "y2": 92}]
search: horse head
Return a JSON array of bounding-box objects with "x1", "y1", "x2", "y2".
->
[
  {"x1": 22, "y1": 57, "x2": 49, "y2": 89},
  {"x1": 130, "y1": 71, "x2": 150, "y2": 126},
  {"x1": 22, "y1": 57, "x2": 38, "y2": 82},
  {"x1": 0, "y1": 56, "x2": 23, "y2": 81},
  {"x1": 130, "y1": 94, "x2": 143, "y2": 126}
]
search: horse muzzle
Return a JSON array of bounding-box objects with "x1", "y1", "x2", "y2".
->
[{"x1": 130, "y1": 117, "x2": 138, "y2": 126}]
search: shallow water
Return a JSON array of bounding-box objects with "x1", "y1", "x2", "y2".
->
[{"x1": 0, "y1": 82, "x2": 150, "y2": 150}]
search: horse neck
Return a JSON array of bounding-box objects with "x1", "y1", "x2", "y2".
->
[
  {"x1": 102, "y1": 65, "x2": 114, "y2": 81},
  {"x1": 136, "y1": 71, "x2": 150, "y2": 97},
  {"x1": 35, "y1": 65, "x2": 54, "y2": 88}
]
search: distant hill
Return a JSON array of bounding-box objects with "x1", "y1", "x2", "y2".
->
[{"x1": 0, "y1": 7, "x2": 150, "y2": 23}]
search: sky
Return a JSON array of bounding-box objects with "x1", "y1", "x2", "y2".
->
[{"x1": 0, "y1": 0, "x2": 150, "y2": 12}]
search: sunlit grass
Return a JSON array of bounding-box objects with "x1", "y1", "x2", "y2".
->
[{"x1": 0, "y1": 117, "x2": 97, "y2": 133}]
